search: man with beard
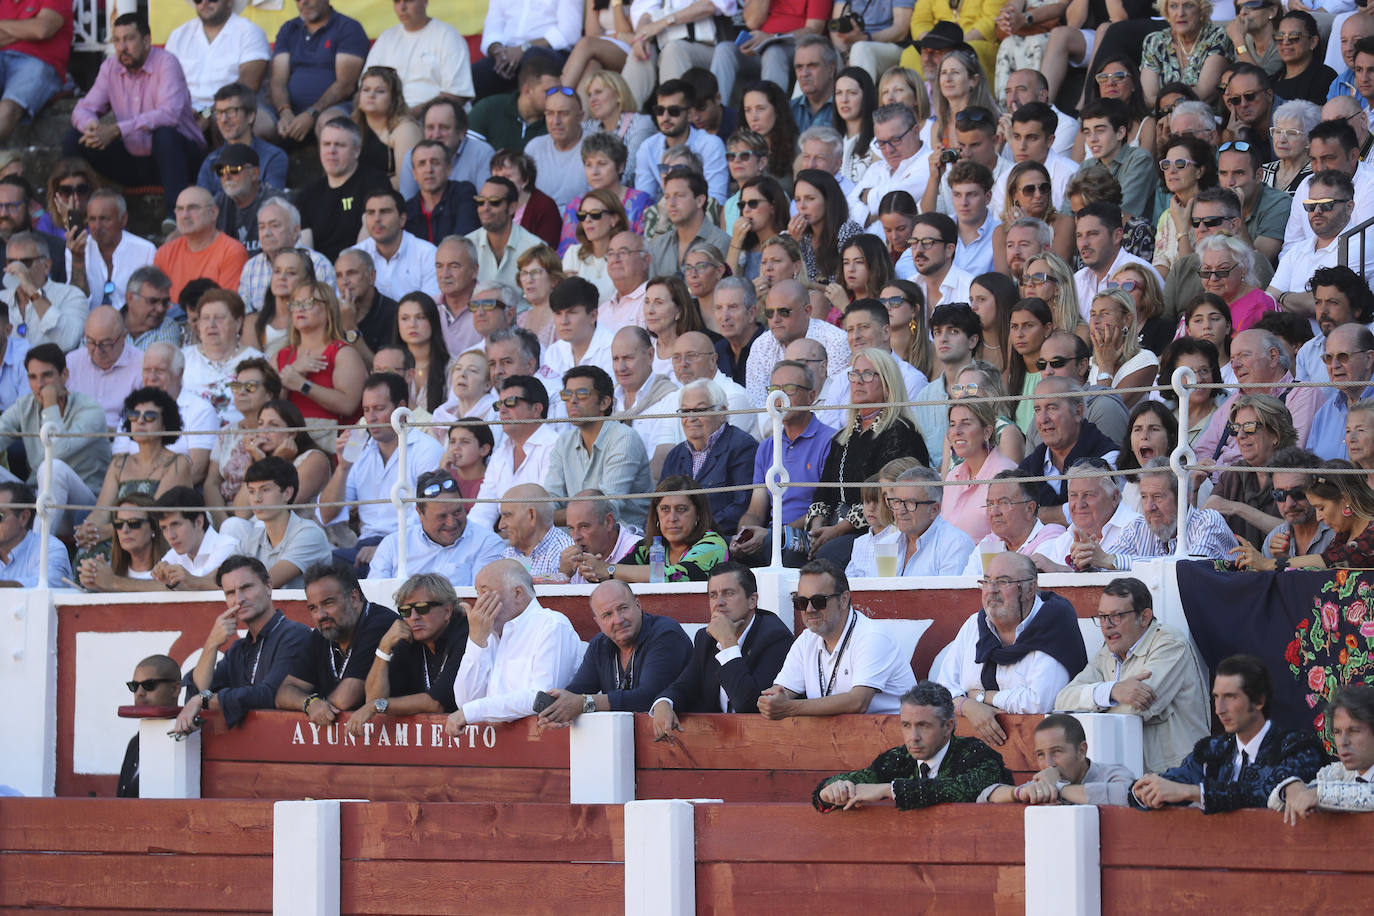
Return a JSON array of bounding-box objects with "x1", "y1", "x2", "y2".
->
[
  {"x1": 1092, "y1": 458, "x2": 1239, "y2": 569},
  {"x1": 634, "y1": 80, "x2": 728, "y2": 204},
  {"x1": 0, "y1": 176, "x2": 64, "y2": 282},
  {"x1": 1257, "y1": 447, "x2": 1336, "y2": 559}
]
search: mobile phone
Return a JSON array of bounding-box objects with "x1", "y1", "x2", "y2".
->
[
  {"x1": 533, "y1": 691, "x2": 557, "y2": 714},
  {"x1": 67, "y1": 208, "x2": 84, "y2": 232}
]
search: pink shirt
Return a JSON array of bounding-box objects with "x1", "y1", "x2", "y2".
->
[
  {"x1": 1193, "y1": 370, "x2": 1322, "y2": 474},
  {"x1": 941, "y1": 449, "x2": 1019, "y2": 541},
  {"x1": 1229, "y1": 287, "x2": 1280, "y2": 334},
  {"x1": 72, "y1": 47, "x2": 204, "y2": 157},
  {"x1": 600, "y1": 282, "x2": 647, "y2": 332}
]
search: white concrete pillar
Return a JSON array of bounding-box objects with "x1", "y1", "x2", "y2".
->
[
  {"x1": 1075, "y1": 712, "x2": 1145, "y2": 779},
  {"x1": 624, "y1": 799, "x2": 696, "y2": 916},
  {"x1": 1024, "y1": 805, "x2": 1101, "y2": 916},
  {"x1": 137, "y1": 719, "x2": 201, "y2": 799},
  {"x1": 274, "y1": 800, "x2": 340, "y2": 916},
  {"x1": 0, "y1": 589, "x2": 57, "y2": 795},
  {"x1": 755, "y1": 567, "x2": 799, "y2": 632},
  {"x1": 569, "y1": 710, "x2": 635, "y2": 803}
]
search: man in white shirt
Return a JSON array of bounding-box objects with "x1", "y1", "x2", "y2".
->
[
  {"x1": 611, "y1": 326, "x2": 680, "y2": 468},
  {"x1": 1072, "y1": 201, "x2": 1162, "y2": 320},
  {"x1": 65, "y1": 306, "x2": 142, "y2": 429},
  {"x1": 743, "y1": 279, "x2": 849, "y2": 407},
  {"x1": 948, "y1": 160, "x2": 1000, "y2": 276},
  {"x1": 1269, "y1": 171, "x2": 1374, "y2": 311},
  {"x1": 357, "y1": 188, "x2": 440, "y2": 302},
  {"x1": 846, "y1": 104, "x2": 931, "y2": 227},
  {"x1": 1280, "y1": 118, "x2": 1374, "y2": 260},
  {"x1": 2, "y1": 231, "x2": 87, "y2": 352},
  {"x1": 164, "y1": 0, "x2": 270, "y2": 117},
  {"x1": 1001, "y1": 69, "x2": 1077, "y2": 157},
  {"x1": 911, "y1": 302, "x2": 979, "y2": 455},
  {"x1": 65, "y1": 189, "x2": 155, "y2": 310},
  {"x1": 934, "y1": 552, "x2": 1088, "y2": 744},
  {"x1": 1033, "y1": 467, "x2": 1141, "y2": 573},
  {"x1": 369, "y1": 468, "x2": 506, "y2": 583},
  {"x1": 474, "y1": 0, "x2": 581, "y2": 98},
  {"x1": 759, "y1": 559, "x2": 916, "y2": 718},
  {"x1": 900, "y1": 213, "x2": 974, "y2": 311},
  {"x1": 469, "y1": 375, "x2": 559, "y2": 532},
  {"x1": 994, "y1": 103, "x2": 1078, "y2": 208},
  {"x1": 151, "y1": 486, "x2": 239, "y2": 590},
  {"x1": 444, "y1": 559, "x2": 583, "y2": 730},
  {"x1": 111, "y1": 343, "x2": 219, "y2": 485},
  {"x1": 525, "y1": 87, "x2": 588, "y2": 211},
  {"x1": 542, "y1": 277, "x2": 616, "y2": 379},
  {"x1": 841, "y1": 300, "x2": 926, "y2": 402},
  {"x1": 364, "y1": 0, "x2": 475, "y2": 108}
]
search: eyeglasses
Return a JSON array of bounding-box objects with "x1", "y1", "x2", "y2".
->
[
  {"x1": 1105, "y1": 279, "x2": 1139, "y2": 292},
  {"x1": 949, "y1": 382, "x2": 981, "y2": 396},
  {"x1": 1095, "y1": 70, "x2": 1129, "y2": 84},
  {"x1": 908, "y1": 237, "x2": 945, "y2": 251},
  {"x1": 215, "y1": 164, "x2": 248, "y2": 177},
  {"x1": 1303, "y1": 198, "x2": 1352, "y2": 213},
  {"x1": 847, "y1": 368, "x2": 880, "y2": 383},
  {"x1": 1189, "y1": 215, "x2": 1228, "y2": 229},
  {"x1": 123, "y1": 409, "x2": 162, "y2": 423},
  {"x1": 1158, "y1": 158, "x2": 1197, "y2": 171},
  {"x1": 560, "y1": 387, "x2": 597, "y2": 402},
  {"x1": 517, "y1": 269, "x2": 547, "y2": 282},
  {"x1": 767, "y1": 382, "x2": 812, "y2": 395},
  {"x1": 1226, "y1": 419, "x2": 1264, "y2": 436},
  {"x1": 879, "y1": 295, "x2": 909, "y2": 309},
  {"x1": 0, "y1": 201, "x2": 25, "y2": 213},
  {"x1": 83, "y1": 334, "x2": 124, "y2": 352},
  {"x1": 1092, "y1": 609, "x2": 1144, "y2": 627},
  {"x1": 469, "y1": 298, "x2": 506, "y2": 313},
  {"x1": 576, "y1": 209, "x2": 608, "y2": 222},
  {"x1": 682, "y1": 262, "x2": 719, "y2": 276},
  {"x1": 132, "y1": 292, "x2": 171, "y2": 308},
  {"x1": 1196, "y1": 264, "x2": 1238, "y2": 280},
  {"x1": 791, "y1": 592, "x2": 842, "y2": 611},
  {"x1": 213, "y1": 105, "x2": 248, "y2": 119},
  {"x1": 740, "y1": 197, "x2": 766, "y2": 210},
  {"x1": 886, "y1": 495, "x2": 936, "y2": 513},
  {"x1": 227, "y1": 380, "x2": 262, "y2": 393},
  {"x1": 1034, "y1": 355, "x2": 1075, "y2": 370},
  {"x1": 397, "y1": 600, "x2": 444, "y2": 618},
  {"x1": 111, "y1": 518, "x2": 147, "y2": 531},
  {"x1": 670, "y1": 350, "x2": 714, "y2": 364},
  {"x1": 762, "y1": 306, "x2": 794, "y2": 320},
  {"x1": 725, "y1": 150, "x2": 759, "y2": 162},
  {"x1": 288, "y1": 298, "x2": 324, "y2": 312},
  {"x1": 1273, "y1": 487, "x2": 1308, "y2": 503},
  {"x1": 985, "y1": 498, "x2": 1032, "y2": 511},
  {"x1": 1224, "y1": 89, "x2": 1265, "y2": 107},
  {"x1": 545, "y1": 86, "x2": 576, "y2": 97},
  {"x1": 978, "y1": 576, "x2": 1035, "y2": 589},
  {"x1": 473, "y1": 195, "x2": 509, "y2": 207},
  {"x1": 1021, "y1": 271, "x2": 1057, "y2": 285},
  {"x1": 680, "y1": 404, "x2": 720, "y2": 414},
  {"x1": 873, "y1": 125, "x2": 915, "y2": 151},
  {"x1": 1321, "y1": 348, "x2": 1374, "y2": 365},
  {"x1": 1217, "y1": 141, "x2": 1252, "y2": 153},
  {"x1": 1274, "y1": 31, "x2": 1311, "y2": 43},
  {"x1": 1270, "y1": 127, "x2": 1302, "y2": 140},
  {"x1": 420, "y1": 476, "x2": 459, "y2": 498},
  {"x1": 655, "y1": 105, "x2": 687, "y2": 118},
  {"x1": 55, "y1": 182, "x2": 91, "y2": 197},
  {"x1": 605, "y1": 247, "x2": 642, "y2": 260},
  {"x1": 1017, "y1": 181, "x2": 1053, "y2": 196},
  {"x1": 126, "y1": 677, "x2": 176, "y2": 693}
]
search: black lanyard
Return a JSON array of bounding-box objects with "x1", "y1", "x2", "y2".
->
[
  {"x1": 247, "y1": 614, "x2": 281, "y2": 685},
  {"x1": 328, "y1": 603, "x2": 370, "y2": 680},
  {"x1": 817, "y1": 611, "x2": 857, "y2": 698}
]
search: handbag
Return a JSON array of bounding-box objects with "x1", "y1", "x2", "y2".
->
[{"x1": 660, "y1": 0, "x2": 716, "y2": 44}]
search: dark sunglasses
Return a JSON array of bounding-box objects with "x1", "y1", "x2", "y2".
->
[
  {"x1": 740, "y1": 197, "x2": 766, "y2": 209},
  {"x1": 111, "y1": 519, "x2": 147, "y2": 531},
  {"x1": 791, "y1": 592, "x2": 842, "y2": 611},
  {"x1": 1018, "y1": 181, "x2": 1053, "y2": 196},
  {"x1": 655, "y1": 105, "x2": 687, "y2": 118},
  {"x1": 56, "y1": 183, "x2": 91, "y2": 197},
  {"x1": 1217, "y1": 141, "x2": 1252, "y2": 153},
  {"x1": 1035, "y1": 355, "x2": 1075, "y2": 370},
  {"x1": 6, "y1": 255, "x2": 41, "y2": 268},
  {"x1": 123, "y1": 409, "x2": 162, "y2": 423},
  {"x1": 1226, "y1": 420, "x2": 1263, "y2": 436},
  {"x1": 1190, "y1": 215, "x2": 1227, "y2": 229},
  {"x1": 473, "y1": 195, "x2": 510, "y2": 206},
  {"x1": 560, "y1": 386, "x2": 597, "y2": 402},
  {"x1": 215, "y1": 164, "x2": 248, "y2": 177},
  {"x1": 1303, "y1": 198, "x2": 1351, "y2": 213},
  {"x1": 420, "y1": 476, "x2": 459, "y2": 498},
  {"x1": 1273, "y1": 487, "x2": 1308, "y2": 503},
  {"x1": 1196, "y1": 265, "x2": 1237, "y2": 280},
  {"x1": 397, "y1": 600, "x2": 445, "y2": 618},
  {"x1": 1021, "y1": 271, "x2": 1057, "y2": 285},
  {"x1": 127, "y1": 677, "x2": 176, "y2": 692},
  {"x1": 763, "y1": 306, "x2": 793, "y2": 319},
  {"x1": 1224, "y1": 89, "x2": 1264, "y2": 106},
  {"x1": 498, "y1": 395, "x2": 533, "y2": 408},
  {"x1": 577, "y1": 210, "x2": 608, "y2": 222},
  {"x1": 955, "y1": 108, "x2": 993, "y2": 127},
  {"x1": 469, "y1": 298, "x2": 506, "y2": 312},
  {"x1": 725, "y1": 151, "x2": 758, "y2": 162}
]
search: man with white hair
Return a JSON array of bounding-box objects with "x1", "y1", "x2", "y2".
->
[
  {"x1": 112, "y1": 342, "x2": 219, "y2": 484},
  {"x1": 238, "y1": 196, "x2": 335, "y2": 313},
  {"x1": 1033, "y1": 463, "x2": 1141, "y2": 573},
  {"x1": 846, "y1": 105, "x2": 931, "y2": 227},
  {"x1": 2, "y1": 231, "x2": 87, "y2": 351},
  {"x1": 499, "y1": 483, "x2": 575, "y2": 580},
  {"x1": 66, "y1": 306, "x2": 143, "y2": 428},
  {"x1": 851, "y1": 467, "x2": 974, "y2": 577},
  {"x1": 444, "y1": 558, "x2": 583, "y2": 731},
  {"x1": 432, "y1": 236, "x2": 483, "y2": 355},
  {"x1": 612, "y1": 326, "x2": 680, "y2": 472},
  {"x1": 1169, "y1": 100, "x2": 1220, "y2": 147},
  {"x1": 964, "y1": 471, "x2": 1066, "y2": 575},
  {"x1": 660, "y1": 378, "x2": 758, "y2": 538},
  {"x1": 65, "y1": 188, "x2": 156, "y2": 310},
  {"x1": 794, "y1": 126, "x2": 855, "y2": 196},
  {"x1": 1091, "y1": 459, "x2": 1238, "y2": 569},
  {"x1": 560, "y1": 489, "x2": 642, "y2": 584}
]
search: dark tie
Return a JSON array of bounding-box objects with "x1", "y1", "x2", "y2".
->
[
  {"x1": 1358, "y1": 776, "x2": 1368, "y2": 783},
  {"x1": 919, "y1": 762, "x2": 931, "y2": 779},
  {"x1": 1237, "y1": 750, "x2": 1250, "y2": 779}
]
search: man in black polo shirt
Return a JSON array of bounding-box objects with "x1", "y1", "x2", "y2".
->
[
  {"x1": 298, "y1": 118, "x2": 387, "y2": 261},
  {"x1": 345, "y1": 572, "x2": 470, "y2": 736},
  {"x1": 276, "y1": 561, "x2": 398, "y2": 724},
  {"x1": 173, "y1": 555, "x2": 312, "y2": 732}
]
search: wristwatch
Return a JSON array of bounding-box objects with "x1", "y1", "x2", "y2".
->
[
  {"x1": 974, "y1": 690, "x2": 986, "y2": 704},
  {"x1": 605, "y1": 564, "x2": 616, "y2": 580},
  {"x1": 199, "y1": 689, "x2": 213, "y2": 709},
  {"x1": 343, "y1": 329, "x2": 359, "y2": 344},
  {"x1": 582, "y1": 694, "x2": 597, "y2": 714},
  {"x1": 374, "y1": 697, "x2": 390, "y2": 714},
  {"x1": 300, "y1": 380, "x2": 313, "y2": 395}
]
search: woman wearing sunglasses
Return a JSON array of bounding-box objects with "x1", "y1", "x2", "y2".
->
[
  {"x1": 1152, "y1": 136, "x2": 1218, "y2": 280},
  {"x1": 560, "y1": 188, "x2": 628, "y2": 304},
  {"x1": 728, "y1": 176, "x2": 788, "y2": 282},
  {"x1": 1207, "y1": 393, "x2": 1292, "y2": 544},
  {"x1": 882, "y1": 280, "x2": 937, "y2": 381},
  {"x1": 1271, "y1": 10, "x2": 1336, "y2": 106},
  {"x1": 1232, "y1": 459, "x2": 1374, "y2": 571},
  {"x1": 993, "y1": 163, "x2": 1075, "y2": 271},
  {"x1": 1107, "y1": 264, "x2": 1172, "y2": 356},
  {"x1": 1259, "y1": 99, "x2": 1319, "y2": 195},
  {"x1": 78, "y1": 494, "x2": 169, "y2": 591},
  {"x1": 1020, "y1": 252, "x2": 1085, "y2": 344},
  {"x1": 1195, "y1": 234, "x2": 1276, "y2": 333},
  {"x1": 1075, "y1": 56, "x2": 1154, "y2": 159},
  {"x1": 351, "y1": 67, "x2": 420, "y2": 191},
  {"x1": 205, "y1": 358, "x2": 281, "y2": 524},
  {"x1": 558, "y1": 131, "x2": 650, "y2": 257}
]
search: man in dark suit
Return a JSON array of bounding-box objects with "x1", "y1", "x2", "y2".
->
[
  {"x1": 650, "y1": 562, "x2": 794, "y2": 738},
  {"x1": 812, "y1": 681, "x2": 1012, "y2": 812},
  {"x1": 1016, "y1": 376, "x2": 1120, "y2": 525},
  {"x1": 1130, "y1": 654, "x2": 1327, "y2": 813},
  {"x1": 660, "y1": 378, "x2": 757, "y2": 538}
]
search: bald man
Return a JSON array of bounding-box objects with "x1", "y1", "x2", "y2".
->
[
  {"x1": 790, "y1": 337, "x2": 854, "y2": 433},
  {"x1": 743, "y1": 278, "x2": 850, "y2": 407},
  {"x1": 640, "y1": 331, "x2": 754, "y2": 445},
  {"x1": 153, "y1": 186, "x2": 250, "y2": 301},
  {"x1": 66, "y1": 306, "x2": 143, "y2": 428},
  {"x1": 499, "y1": 482, "x2": 576, "y2": 581}
]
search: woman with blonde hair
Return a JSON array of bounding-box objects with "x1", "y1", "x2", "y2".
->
[
  {"x1": 560, "y1": 187, "x2": 629, "y2": 303},
  {"x1": 1021, "y1": 251, "x2": 1086, "y2": 341},
  {"x1": 275, "y1": 280, "x2": 367, "y2": 430},
  {"x1": 878, "y1": 66, "x2": 932, "y2": 122},
  {"x1": 1108, "y1": 263, "x2": 1172, "y2": 355},
  {"x1": 943, "y1": 394, "x2": 1018, "y2": 540},
  {"x1": 580, "y1": 71, "x2": 654, "y2": 186},
  {"x1": 351, "y1": 66, "x2": 420, "y2": 189},
  {"x1": 928, "y1": 47, "x2": 999, "y2": 152},
  {"x1": 1087, "y1": 288, "x2": 1159, "y2": 409},
  {"x1": 683, "y1": 241, "x2": 727, "y2": 333},
  {"x1": 952, "y1": 359, "x2": 1025, "y2": 464},
  {"x1": 517, "y1": 244, "x2": 566, "y2": 348}
]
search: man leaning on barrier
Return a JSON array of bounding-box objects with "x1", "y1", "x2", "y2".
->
[
  {"x1": 1271, "y1": 683, "x2": 1374, "y2": 823},
  {"x1": 277, "y1": 561, "x2": 398, "y2": 726},
  {"x1": 979, "y1": 713, "x2": 1134, "y2": 806},
  {"x1": 813, "y1": 681, "x2": 1013, "y2": 812}
]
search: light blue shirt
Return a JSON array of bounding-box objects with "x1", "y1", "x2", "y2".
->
[
  {"x1": 1307, "y1": 384, "x2": 1374, "y2": 461},
  {"x1": 0, "y1": 336, "x2": 28, "y2": 413},
  {"x1": 1327, "y1": 67, "x2": 1369, "y2": 111},
  {"x1": 368, "y1": 514, "x2": 507, "y2": 584},
  {"x1": 0, "y1": 529, "x2": 71, "y2": 587},
  {"x1": 633, "y1": 127, "x2": 728, "y2": 204},
  {"x1": 885, "y1": 514, "x2": 976, "y2": 577},
  {"x1": 953, "y1": 215, "x2": 1000, "y2": 276},
  {"x1": 341, "y1": 429, "x2": 445, "y2": 541}
]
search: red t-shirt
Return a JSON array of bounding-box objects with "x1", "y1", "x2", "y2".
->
[
  {"x1": 276, "y1": 339, "x2": 352, "y2": 423},
  {"x1": 0, "y1": 0, "x2": 73, "y2": 79},
  {"x1": 761, "y1": 0, "x2": 830, "y2": 35}
]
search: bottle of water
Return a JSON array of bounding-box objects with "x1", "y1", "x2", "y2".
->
[{"x1": 649, "y1": 537, "x2": 666, "y2": 583}]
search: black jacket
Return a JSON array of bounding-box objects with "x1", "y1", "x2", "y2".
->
[
  {"x1": 1017, "y1": 419, "x2": 1118, "y2": 509},
  {"x1": 657, "y1": 609, "x2": 794, "y2": 713}
]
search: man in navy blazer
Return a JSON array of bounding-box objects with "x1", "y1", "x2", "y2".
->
[
  {"x1": 650, "y1": 562, "x2": 794, "y2": 738},
  {"x1": 660, "y1": 378, "x2": 758, "y2": 538}
]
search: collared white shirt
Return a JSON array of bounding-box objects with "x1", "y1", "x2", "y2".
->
[
  {"x1": 468, "y1": 424, "x2": 560, "y2": 531},
  {"x1": 1035, "y1": 501, "x2": 1141, "y2": 566},
  {"x1": 1271, "y1": 232, "x2": 1374, "y2": 293},
  {"x1": 1233, "y1": 720, "x2": 1273, "y2": 780},
  {"x1": 543, "y1": 322, "x2": 616, "y2": 381},
  {"x1": 481, "y1": 0, "x2": 583, "y2": 53},
  {"x1": 4, "y1": 279, "x2": 88, "y2": 352},
  {"x1": 160, "y1": 525, "x2": 239, "y2": 577},
  {"x1": 774, "y1": 610, "x2": 917, "y2": 714},
  {"x1": 932, "y1": 595, "x2": 1073, "y2": 713},
  {"x1": 845, "y1": 147, "x2": 933, "y2": 227},
  {"x1": 1281, "y1": 163, "x2": 1374, "y2": 258},
  {"x1": 744, "y1": 319, "x2": 850, "y2": 408},
  {"x1": 454, "y1": 599, "x2": 584, "y2": 722},
  {"x1": 358, "y1": 233, "x2": 441, "y2": 302},
  {"x1": 368, "y1": 514, "x2": 507, "y2": 583},
  {"x1": 1073, "y1": 249, "x2": 1162, "y2": 321},
  {"x1": 909, "y1": 263, "x2": 975, "y2": 312},
  {"x1": 66, "y1": 231, "x2": 156, "y2": 310},
  {"x1": 165, "y1": 14, "x2": 270, "y2": 111},
  {"x1": 921, "y1": 733, "x2": 954, "y2": 778},
  {"x1": 65, "y1": 341, "x2": 143, "y2": 429},
  {"x1": 862, "y1": 516, "x2": 974, "y2": 577},
  {"x1": 338, "y1": 429, "x2": 445, "y2": 541},
  {"x1": 650, "y1": 609, "x2": 759, "y2": 711},
  {"x1": 617, "y1": 375, "x2": 682, "y2": 455}
]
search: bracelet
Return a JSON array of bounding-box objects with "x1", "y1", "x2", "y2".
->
[
  {"x1": 303, "y1": 694, "x2": 320, "y2": 714},
  {"x1": 375, "y1": 648, "x2": 393, "y2": 662}
]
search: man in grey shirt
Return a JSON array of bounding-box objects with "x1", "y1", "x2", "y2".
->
[
  {"x1": 525, "y1": 87, "x2": 588, "y2": 211},
  {"x1": 236, "y1": 456, "x2": 333, "y2": 589},
  {"x1": 979, "y1": 713, "x2": 1134, "y2": 806}
]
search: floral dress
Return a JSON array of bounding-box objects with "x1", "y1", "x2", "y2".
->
[{"x1": 1141, "y1": 23, "x2": 1235, "y2": 87}]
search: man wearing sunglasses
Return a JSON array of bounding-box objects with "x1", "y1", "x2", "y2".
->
[
  {"x1": 933, "y1": 552, "x2": 1087, "y2": 746},
  {"x1": 743, "y1": 278, "x2": 851, "y2": 407},
  {"x1": 195, "y1": 83, "x2": 287, "y2": 196},
  {"x1": 117, "y1": 654, "x2": 182, "y2": 797},
  {"x1": 760, "y1": 559, "x2": 915, "y2": 720},
  {"x1": 212, "y1": 144, "x2": 276, "y2": 256},
  {"x1": 357, "y1": 188, "x2": 440, "y2": 302},
  {"x1": 122, "y1": 266, "x2": 183, "y2": 351},
  {"x1": 467, "y1": 176, "x2": 540, "y2": 291},
  {"x1": 0, "y1": 177, "x2": 65, "y2": 285},
  {"x1": 1026, "y1": 331, "x2": 1128, "y2": 450},
  {"x1": 1269, "y1": 171, "x2": 1369, "y2": 317},
  {"x1": 1304, "y1": 323, "x2": 1374, "y2": 459},
  {"x1": 468, "y1": 372, "x2": 557, "y2": 534},
  {"x1": 1279, "y1": 119, "x2": 1374, "y2": 259},
  {"x1": 633, "y1": 80, "x2": 728, "y2": 205},
  {"x1": 1055, "y1": 577, "x2": 1209, "y2": 774},
  {"x1": 369, "y1": 468, "x2": 505, "y2": 583},
  {"x1": 1221, "y1": 64, "x2": 1277, "y2": 162},
  {"x1": 1250, "y1": 445, "x2": 1337, "y2": 561},
  {"x1": 1161, "y1": 188, "x2": 1274, "y2": 323},
  {"x1": 526, "y1": 87, "x2": 589, "y2": 212}
]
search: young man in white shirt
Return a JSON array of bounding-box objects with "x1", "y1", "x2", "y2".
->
[
  {"x1": 1071, "y1": 201, "x2": 1161, "y2": 319},
  {"x1": 151, "y1": 486, "x2": 239, "y2": 590},
  {"x1": 356, "y1": 188, "x2": 440, "y2": 302},
  {"x1": 900, "y1": 212, "x2": 974, "y2": 310}
]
